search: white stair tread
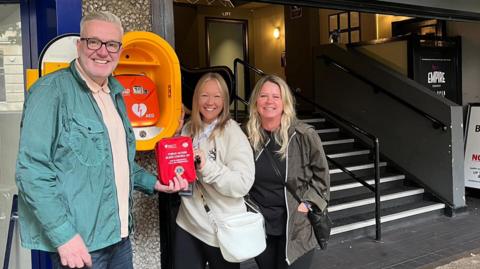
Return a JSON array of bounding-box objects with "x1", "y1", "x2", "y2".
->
[
  {"x1": 323, "y1": 138, "x2": 355, "y2": 146},
  {"x1": 329, "y1": 188, "x2": 424, "y2": 212},
  {"x1": 316, "y1": 128, "x2": 340, "y2": 134},
  {"x1": 331, "y1": 203, "x2": 446, "y2": 235},
  {"x1": 330, "y1": 162, "x2": 387, "y2": 174},
  {"x1": 331, "y1": 174, "x2": 405, "y2": 192},
  {"x1": 327, "y1": 149, "x2": 371, "y2": 159},
  {"x1": 301, "y1": 118, "x2": 325, "y2": 123}
]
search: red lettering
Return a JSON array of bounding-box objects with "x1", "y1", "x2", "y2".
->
[{"x1": 473, "y1": 154, "x2": 480, "y2": 161}]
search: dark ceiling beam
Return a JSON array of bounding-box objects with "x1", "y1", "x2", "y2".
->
[
  {"x1": 231, "y1": 0, "x2": 251, "y2": 7},
  {"x1": 254, "y1": 0, "x2": 480, "y2": 22}
]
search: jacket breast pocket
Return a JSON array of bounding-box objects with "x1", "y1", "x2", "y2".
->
[{"x1": 68, "y1": 114, "x2": 108, "y2": 166}]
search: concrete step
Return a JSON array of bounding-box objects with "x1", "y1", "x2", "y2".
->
[
  {"x1": 331, "y1": 174, "x2": 405, "y2": 192},
  {"x1": 327, "y1": 149, "x2": 371, "y2": 159},
  {"x1": 329, "y1": 161, "x2": 388, "y2": 174},
  {"x1": 301, "y1": 118, "x2": 326, "y2": 123},
  {"x1": 331, "y1": 201, "x2": 445, "y2": 236},
  {"x1": 329, "y1": 186, "x2": 426, "y2": 221}
]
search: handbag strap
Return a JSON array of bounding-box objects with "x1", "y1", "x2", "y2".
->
[
  {"x1": 263, "y1": 142, "x2": 328, "y2": 212},
  {"x1": 263, "y1": 145, "x2": 303, "y2": 204},
  {"x1": 196, "y1": 182, "x2": 260, "y2": 233},
  {"x1": 196, "y1": 182, "x2": 219, "y2": 232}
]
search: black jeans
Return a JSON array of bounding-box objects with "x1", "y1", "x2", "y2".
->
[
  {"x1": 50, "y1": 237, "x2": 133, "y2": 269},
  {"x1": 173, "y1": 225, "x2": 240, "y2": 269},
  {"x1": 255, "y1": 234, "x2": 315, "y2": 269}
]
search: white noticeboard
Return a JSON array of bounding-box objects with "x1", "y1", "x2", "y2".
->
[{"x1": 464, "y1": 105, "x2": 480, "y2": 188}]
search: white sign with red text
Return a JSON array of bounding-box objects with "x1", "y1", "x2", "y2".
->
[{"x1": 465, "y1": 106, "x2": 480, "y2": 188}]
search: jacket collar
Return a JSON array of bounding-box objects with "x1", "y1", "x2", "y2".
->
[
  {"x1": 69, "y1": 60, "x2": 124, "y2": 95},
  {"x1": 288, "y1": 119, "x2": 308, "y2": 136},
  {"x1": 74, "y1": 60, "x2": 110, "y2": 94}
]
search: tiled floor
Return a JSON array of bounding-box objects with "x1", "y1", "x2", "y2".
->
[{"x1": 242, "y1": 190, "x2": 480, "y2": 269}]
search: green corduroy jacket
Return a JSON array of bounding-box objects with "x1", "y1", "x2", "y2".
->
[{"x1": 15, "y1": 61, "x2": 157, "y2": 252}]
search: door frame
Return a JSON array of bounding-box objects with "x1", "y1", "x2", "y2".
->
[
  {"x1": 205, "y1": 17, "x2": 249, "y2": 67},
  {"x1": 205, "y1": 17, "x2": 251, "y2": 104}
]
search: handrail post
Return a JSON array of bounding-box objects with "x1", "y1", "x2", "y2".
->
[
  {"x1": 374, "y1": 138, "x2": 381, "y2": 241},
  {"x1": 3, "y1": 194, "x2": 18, "y2": 269}
]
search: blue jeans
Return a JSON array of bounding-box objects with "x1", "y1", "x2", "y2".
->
[{"x1": 50, "y1": 237, "x2": 133, "y2": 269}]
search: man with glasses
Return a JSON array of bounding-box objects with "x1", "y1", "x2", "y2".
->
[{"x1": 15, "y1": 11, "x2": 188, "y2": 269}]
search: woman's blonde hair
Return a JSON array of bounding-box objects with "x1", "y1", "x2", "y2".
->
[
  {"x1": 187, "y1": 72, "x2": 231, "y2": 139},
  {"x1": 246, "y1": 75, "x2": 297, "y2": 158}
]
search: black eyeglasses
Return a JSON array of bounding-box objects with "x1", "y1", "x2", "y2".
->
[{"x1": 80, "y1": 37, "x2": 122, "y2": 53}]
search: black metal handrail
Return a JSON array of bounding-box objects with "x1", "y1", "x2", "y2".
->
[
  {"x1": 319, "y1": 53, "x2": 448, "y2": 131},
  {"x1": 232, "y1": 58, "x2": 382, "y2": 241},
  {"x1": 233, "y1": 58, "x2": 265, "y2": 121}
]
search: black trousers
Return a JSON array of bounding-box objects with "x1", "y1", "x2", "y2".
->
[
  {"x1": 255, "y1": 234, "x2": 315, "y2": 269},
  {"x1": 173, "y1": 225, "x2": 240, "y2": 269}
]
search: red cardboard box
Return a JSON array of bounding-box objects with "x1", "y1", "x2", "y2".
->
[{"x1": 155, "y1": 136, "x2": 197, "y2": 185}]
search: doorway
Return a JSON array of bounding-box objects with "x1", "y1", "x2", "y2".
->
[{"x1": 206, "y1": 18, "x2": 248, "y2": 110}]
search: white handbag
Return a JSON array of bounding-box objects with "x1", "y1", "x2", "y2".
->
[
  {"x1": 198, "y1": 184, "x2": 266, "y2": 263},
  {"x1": 216, "y1": 210, "x2": 266, "y2": 262}
]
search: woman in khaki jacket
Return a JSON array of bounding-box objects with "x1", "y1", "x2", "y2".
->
[{"x1": 246, "y1": 75, "x2": 330, "y2": 269}]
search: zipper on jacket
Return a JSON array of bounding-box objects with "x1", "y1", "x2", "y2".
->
[
  {"x1": 113, "y1": 92, "x2": 136, "y2": 235},
  {"x1": 284, "y1": 131, "x2": 296, "y2": 265},
  {"x1": 86, "y1": 88, "x2": 123, "y2": 240}
]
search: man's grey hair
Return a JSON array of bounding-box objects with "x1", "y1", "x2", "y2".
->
[{"x1": 80, "y1": 11, "x2": 124, "y2": 37}]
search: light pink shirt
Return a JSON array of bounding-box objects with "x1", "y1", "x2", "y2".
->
[{"x1": 76, "y1": 60, "x2": 130, "y2": 238}]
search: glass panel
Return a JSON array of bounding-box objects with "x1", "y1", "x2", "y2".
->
[
  {"x1": 351, "y1": 30, "x2": 360, "y2": 43},
  {"x1": 339, "y1": 12, "x2": 348, "y2": 30},
  {"x1": 350, "y1": 12, "x2": 360, "y2": 28},
  {"x1": 0, "y1": 4, "x2": 24, "y2": 111},
  {"x1": 329, "y1": 15, "x2": 338, "y2": 31},
  {"x1": 340, "y1": 32, "x2": 349, "y2": 44}
]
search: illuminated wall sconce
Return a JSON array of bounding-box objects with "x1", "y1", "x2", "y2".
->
[{"x1": 273, "y1": 27, "x2": 280, "y2": 39}]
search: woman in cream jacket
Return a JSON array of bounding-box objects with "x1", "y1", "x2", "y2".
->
[{"x1": 174, "y1": 72, "x2": 255, "y2": 269}]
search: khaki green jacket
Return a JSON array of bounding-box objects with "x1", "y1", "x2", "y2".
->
[{"x1": 282, "y1": 120, "x2": 330, "y2": 264}]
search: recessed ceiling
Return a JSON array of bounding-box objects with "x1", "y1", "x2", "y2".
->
[{"x1": 173, "y1": 0, "x2": 271, "y2": 9}]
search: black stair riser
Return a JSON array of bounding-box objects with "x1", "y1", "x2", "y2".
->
[
  {"x1": 330, "y1": 179, "x2": 405, "y2": 200},
  {"x1": 328, "y1": 206, "x2": 444, "y2": 244},
  {"x1": 327, "y1": 154, "x2": 373, "y2": 165},
  {"x1": 330, "y1": 167, "x2": 388, "y2": 181},
  {"x1": 329, "y1": 193, "x2": 425, "y2": 221},
  {"x1": 322, "y1": 141, "x2": 363, "y2": 153},
  {"x1": 318, "y1": 132, "x2": 344, "y2": 142}
]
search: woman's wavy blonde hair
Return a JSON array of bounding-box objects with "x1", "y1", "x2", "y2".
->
[
  {"x1": 187, "y1": 72, "x2": 231, "y2": 139},
  {"x1": 246, "y1": 75, "x2": 297, "y2": 159}
]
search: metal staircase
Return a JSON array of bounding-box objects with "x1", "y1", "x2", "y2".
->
[{"x1": 302, "y1": 117, "x2": 446, "y2": 239}]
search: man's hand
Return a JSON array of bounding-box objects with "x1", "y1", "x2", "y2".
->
[
  {"x1": 57, "y1": 234, "x2": 92, "y2": 268},
  {"x1": 155, "y1": 174, "x2": 189, "y2": 193}
]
